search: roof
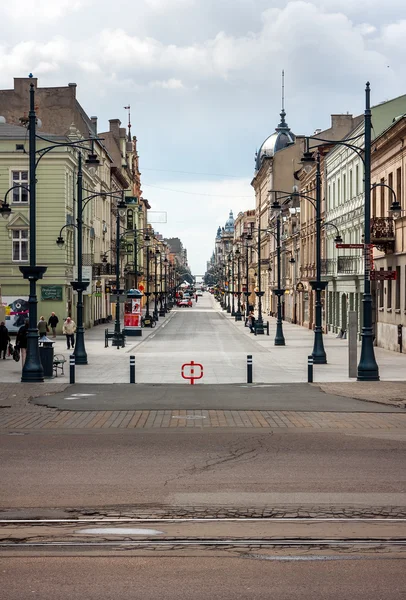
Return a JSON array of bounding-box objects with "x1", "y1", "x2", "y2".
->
[{"x1": 0, "y1": 121, "x2": 64, "y2": 141}]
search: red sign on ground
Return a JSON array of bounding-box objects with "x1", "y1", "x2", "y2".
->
[
  {"x1": 370, "y1": 271, "x2": 397, "y2": 280},
  {"x1": 181, "y1": 361, "x2": 204, "y2": 385}
]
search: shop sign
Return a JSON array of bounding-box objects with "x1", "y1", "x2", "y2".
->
[{"x1": 41, "y1": 285, "x2": 63, "y2": 301}]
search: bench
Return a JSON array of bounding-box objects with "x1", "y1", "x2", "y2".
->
[
  {"x1": 53, "y1": 354, "x2": 66, "y2": 377},
  {"x1": 105, "y1": 329, "x2": 126, "y2": 348}
]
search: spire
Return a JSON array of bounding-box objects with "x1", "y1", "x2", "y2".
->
[
  {"x1": 124, "y1": 105, "x2": 131, "y2": 141},
  {"x1": 276, "y1": 70, "x2": 289, "y2": 131}
]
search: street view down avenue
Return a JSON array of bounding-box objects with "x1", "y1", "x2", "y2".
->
[{"x1": 2, "y1": 1, "x2": 406, "y2": 597}]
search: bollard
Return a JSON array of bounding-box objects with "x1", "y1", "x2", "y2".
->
[
  {"x1": 69, "y1": 354, "x2": 75, "y2": 384},
  {"x1": 130, "y1": 355, "x2": 135, "y2": 384},
  {"x1": 307, "y1": 355, "x2": 313, "y2": 383},
  {"x1": 266, "y1": 321, "x2": 270, "y2": 336},
  {"x1": 247, "y1": 354, "x2": 253, "y2": 384}
]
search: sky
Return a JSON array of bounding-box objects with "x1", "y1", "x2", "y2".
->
[{"x1": 1, "y1": 0, "x2": 406, "y2": 273}]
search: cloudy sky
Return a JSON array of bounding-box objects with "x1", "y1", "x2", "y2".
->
[{"x1": 1, "y1": 0, "x2": 406, "y2": 273}]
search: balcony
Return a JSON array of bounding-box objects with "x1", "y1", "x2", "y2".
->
[
  {"x1": 321, "y1": 259, "x2": 336, "y2": 276},
  {"x1": 337, "y1": 255, "x2": 361, "y2": 275},
  {"x1": 370, "y1": 217, "x2": 395, "y2": 253},
  {"x1": 93, "y1": 263, "x2": 117, "y2": 276}
]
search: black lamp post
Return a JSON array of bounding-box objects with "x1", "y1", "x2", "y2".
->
[
  {"x1": 145, "y1": 236, "x2": 152, "y2": 319},
  {"x1": 111, "y1": 194, "x2": 127, "y2": 348},
  {"x1": 235, "y1": 247, "x2": 242, "y2": 321},
  {"x1": 297, "y1": 83, "x2": 379, "y2": 379},
  {"x1": 254, "y1": 228, "x2": 265, "y2": 335},
  {"x1": 19, "y1": 84, "x2": 47, "y2": 382},
  {"x1": 159, "y1": 251, "x2": 166, "y2": 317},
  {"x1": 269, "y1": 204, "x2": 285, "y2": 346},
  {"x1": 164, "y1": 257, "x2": 169, "y2": 312},
  {"x1": 153, "y1": 249, "x2": 160, "y2": 321},
  {"x1": 298, "y1": 151, "x2": 327, "y2": 363},
  {"x1": 228, "y1": 254, "x2": 236, "y2": 316},
  {"x1": 244, "y1": 234, "x2": 252, "y2": 318}
]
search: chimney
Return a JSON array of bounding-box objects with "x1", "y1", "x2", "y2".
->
[
  {"x1": 68, "y1": 83, "x2": 77, "y2": 98},
  {"x1": 90, "y1": 116, "x2": 98, "y2": 134},
  {"x1": 109, "y1": 118, "x2": 121, "y2": 140}
]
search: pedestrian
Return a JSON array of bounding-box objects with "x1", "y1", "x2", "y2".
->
[
  {"x1": 248, "y1": 310, "x2": 256, "y2": 333},
  {"x1": 0, "y1": 321, "x2": 10, "y2": 359},
  {"x1": 48, "y1": 312, "x2": 59, "y2": 338},
  {"x1": 63, "y1": 317, "x2": 76, "y2": 350},
  {"x1": 16, "y1": 319, "x2": 29, "y2": 366},
  {"x1": 37, "y1": 316, "x2": 49, "y2": 337}
]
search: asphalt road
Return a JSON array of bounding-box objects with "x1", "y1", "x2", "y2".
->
[
  {"x1": 32, "y1": 382, "x2": 404, "y2": 411},
  {"x1": 1, "y1": 429, "x2": 405, "y2": 513},
  {"x1": 2, "y1": 556, "x2": 406, "y2": 599}
]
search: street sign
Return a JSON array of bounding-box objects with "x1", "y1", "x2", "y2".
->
[
  {"x1": 370, "y1": 270, "x2": 396, "y2": 280},
  {"x1": 335, "y1": 244, "x2": 365, "y2": 249}
]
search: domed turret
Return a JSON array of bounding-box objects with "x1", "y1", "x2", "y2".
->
[
  {"x1": 224, "y1": 210, "x2": 235, "y2": 233},
  {"x1": 216, "y1": 226, "x2": 222, "y2": 239}
]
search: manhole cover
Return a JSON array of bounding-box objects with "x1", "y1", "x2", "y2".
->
[{"x1": 171, "y1": 415, "x2": 207, "y2": 420}]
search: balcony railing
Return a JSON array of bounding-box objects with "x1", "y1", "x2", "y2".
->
[
  {"x1": 337, "y1": 255, "x2": 361, "y2": 274},
  {"x1": 321, "y1": 259, "x2": 336, "y2": 275},
  {"x1": 370, "y1": 217, "x2": 395, "y2": 253},
  {"x1": 93, "y1": 263, "x2": 117, "y2": 276}
]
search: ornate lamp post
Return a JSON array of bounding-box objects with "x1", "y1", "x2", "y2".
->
[
  {"x1": 144, "y1": 235, "x2": 152, "y2": 320},
  {"x1": 164, "y1": 257, "x2": 169, "y2": 312},
  {"x1": 235, "y1": 247, "x2": 242, "y2": 321},
  {"x1": 254, "y1": 228, "x2": 265, "y2": 335},
  {"x1": 112, "y1": 194, "x2": 128, "y2": 348},
  {"x1": 269, "y1": 203, "x2": 285, "y2": 345},
  {"x1": 153, "y1": 248, "x2": 160, "y2": 321},
  {"x1": 244, "y1": 234, "x2": 252, "y2": 319},
  {"x1": 228, "y1": 253, "x2": 236, "y2": 316}
]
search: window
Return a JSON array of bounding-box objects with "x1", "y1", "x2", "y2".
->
[
  {"x1": 355, "y1": 165, "x2": 359, "y2": 195},
  {"x1": 379, "y1": 267, "x2": 384, "y2": 308},
  {"x1": 380, "y1": 178, "x2": 385, "y2": 216},
  {"x1": 372, "y1": 185, "x2": 377, "y2": 217},
  {"x1": 333, "y1": 182, "x2": 336, "y2": 208},
  {"x1": 349, "y1": 170, "x2": 353, "y2": 199},
  {"x1": 343, "y1": 173, "x2": 347, "y2": 202},
  {"x1": 396, "y1": 266, "x2": 401, "y2": 310},
  {"x1": 387, "y1": 266, "x2": 392, "y2": 309},
  {"x1": 397, "y1": 167, "x2": 402, "y2": 209},
  {"x1": 328, "y1": 185, "x2": 331, "y2": 211},
  {"x1": 12, "y1": 229, "x2": 28, "y2": 261},
  {"x1": 11, "y1": 171, "x2": 29, "y2": 203},
  {"x1": 337, "y1": 178, "x2": 341, "y2": 205}
]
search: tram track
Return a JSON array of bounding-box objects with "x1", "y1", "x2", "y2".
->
[{"x1": 1, "y1": 517, "x2": 406, "y2": 552}]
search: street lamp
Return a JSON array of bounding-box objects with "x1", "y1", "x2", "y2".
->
[
  {"x1": 164, "y1": 256, "x2": 169, "y2": 312},
  {"x1": 244, "y1": 234, "x2": 252, "y2": 319},
  {"x1": 228, "y1": 254, "x2": 236, "y2": 316},
  {"x1": 269, "y1": 202, "x2": 286, "y2": 346},
  {"x1": 298, "y1": 83, "x2": 379, "y2": 380},
  {"x1": 234, "y1": 247, "x2": 243, "y2": 321},
  {"x1": 153, "y1": 248, "x2": 160, "y2": 321},
  {"x1": 112, "y1": 194, "x2": 128, "y2": 348},
  {"x1": 22, "y1": 82, "x2": 102, "y2": 379}
]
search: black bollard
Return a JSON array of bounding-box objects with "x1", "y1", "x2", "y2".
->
[
  {"x1": 307, "y1": 355, "x2": 314, "y2": 383},
  {"x1": 130, "y1": 355, "x2": 135, "y2": 384},
  {"x1": 69, "y1": 354, "x2": 75, "y2": 384},
  {"x1": 247, "y1": 354, "x2": 253, "y2": 384}
]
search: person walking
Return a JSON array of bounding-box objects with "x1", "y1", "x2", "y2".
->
[
  {"x1": 48, "y1": 312, "x2": 59, "y2": 338},
  {"x1": 248, "y1": 310, "x2": 256, "y2": 333},
  {"x1": 16, "y1": 319, "x2": 29, "y2": 366},
  {"x1": 63, "y1": 317, "x2": 76, "y2": 350},
  {"x1": 37, "y1": 316, "x2": 49, "y2": 337},
  {"x1": 0, "y1": 322, "x2": 10, "y2": 359}
]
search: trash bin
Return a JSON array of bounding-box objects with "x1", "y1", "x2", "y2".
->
[{"x1": 38, "y1": 335, "x2": 54, "y2": 378}]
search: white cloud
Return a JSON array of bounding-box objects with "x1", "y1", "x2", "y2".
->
[
  {"x1": 4, "y1": 0, "x2": 85, "y2": 21},
  {"x1": 150, "y1": 78, "x2": 185, "y2": 89}
]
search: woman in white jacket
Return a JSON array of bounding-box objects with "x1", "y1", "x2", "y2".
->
[{"x1": 62, "y1": 317, "x2": 76, "y2": 350}]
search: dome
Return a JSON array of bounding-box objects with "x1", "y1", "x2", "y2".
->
[
  {"x1": 255, "y1": 108, "x2": 295, "y2": 172},
  {"x1": 224, "y1": 210, "x2": 235, "y2": 233}
]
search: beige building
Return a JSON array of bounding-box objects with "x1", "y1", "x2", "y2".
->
[{"x1": 371, "y1": 115, "x2": 406, "y2": 352}]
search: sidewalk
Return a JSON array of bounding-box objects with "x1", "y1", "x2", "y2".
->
[{"x1": 213, "y1": 297, "x2": 406, "y2": 386}]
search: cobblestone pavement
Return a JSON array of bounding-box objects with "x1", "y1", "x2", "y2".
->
[{"x1": 0, "y1": 406, "x2": 405, "y2": 430}]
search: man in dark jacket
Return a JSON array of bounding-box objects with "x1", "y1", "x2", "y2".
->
[
  {"x1": 16, "y1": 319, "x2": 29, "y2": 366},
  {"x1": 48, "y1": 312, "x2": 59, "y2": 338},
  {"x1": 0, "y1": 322, "x2": 10, "y2": 359}
]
